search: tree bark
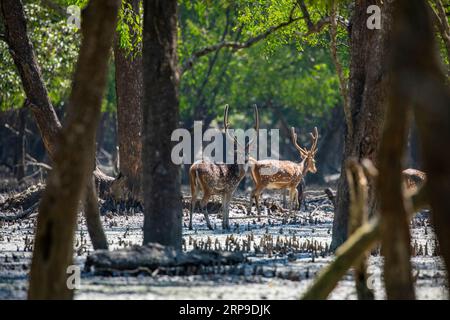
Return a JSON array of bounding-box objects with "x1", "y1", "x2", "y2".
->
[
  {"x1": 400, "y1": 0, "x2": 450, "y2": 290},
  {"x1": 331, "y1": 1, "x2": 394, "y2": 250},
  {"x1": 377, "y1": 0, "x2": 416, "y2": 297},
  {"x1": 28, "y1": 0, "x2": 119, "y2": 299},
  {"x1": 142, "y1": 0, "x2": 182, "y2": 249},
  {"x1": 113, "y1": 0, "x2": 143, "y2": 202}
]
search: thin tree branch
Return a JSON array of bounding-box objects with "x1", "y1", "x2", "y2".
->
[
  {"x1": 181, "y1": 16, "x2": 302, "y2": 74},
  {"x1": 296, "y1": 0, "x2": 349, "y2": 33},
  {"x1": 181, "y1": 1, "x2": 350, "y2": 75},
  {"x1": 297, "y1": 0, "x2": 314, "y2": 30}
]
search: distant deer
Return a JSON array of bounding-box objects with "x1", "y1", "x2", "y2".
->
[
  {"x1": 189, "y1": 105, "x2": 259, "y2": 230},
  {"x1": 248, "y1": 127, "x2": 319, "y2": 215}
]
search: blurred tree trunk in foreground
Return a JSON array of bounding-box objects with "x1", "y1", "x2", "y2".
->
[
  {"x1": 376, "y1": 0, "x2": 416, "y2": 299},
  {"x1": 331, "y1": 0, "x2": 394, "y2": 250},
  {"x1": 113, "y1": 0, "x2": 143, "y2": 202},
  {"x1": 28, "y1": 0, "x2": 119, "y2": 299},
  {"x1": 402, "y1": 0, "x2": 450, "y2": 290},
  {"x1": 142, "y1": 0, "x2": 182, "y2": 248}
]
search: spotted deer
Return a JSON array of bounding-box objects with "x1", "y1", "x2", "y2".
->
[
  {"x1": 189, "y1": 105, "x2": 259, "y2": 230},
  {"x1": 248, "y1": 127, "x2": 319, "y2": 215}
]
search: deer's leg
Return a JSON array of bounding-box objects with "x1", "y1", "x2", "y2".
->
[
  {"x1": 282, "y1": 189, "x2": 288, "y2": 208},
  {"x1": 292, "y1": 188, "x2": 299, "y2": 211},
  {"x1": 252, "y1": 184, "x2": 266, "y2": 216},
  {"x1": 189, "y1": 192, "x2": 198, "y2": 230},
  {"x1": 222, "y1": 193, "x2": 232, "y2": 230},
  {"x1": 200, "y1": 193, "x2": 213, "y2": 230},
  {"x1": 248, "y1": 188, "x2": 256, "y2": 215},
  {"x1": 288, "y1": 187, "x2": 297, "y2": 215},
  {"x1": 189, "y1": 200, "x2": 195, "y2": 230}
]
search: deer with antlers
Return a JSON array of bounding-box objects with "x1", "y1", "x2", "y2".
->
[
  {"x1": 189, "y1": 105, "x2": 259, "y2": 230},
  {"x1": 248, "y1": 127, "x2": 319, "y2": 215}
]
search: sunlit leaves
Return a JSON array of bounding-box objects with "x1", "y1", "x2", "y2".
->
[
  {"x1": 0, "y1": 3, "x2": 80, "y2": 110},
  {"x1": 116, "y1": 0, "x2": 142, "y2": 57}
]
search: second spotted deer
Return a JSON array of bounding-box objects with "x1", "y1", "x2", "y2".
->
[{"x1": 248, "y1": 127, "x2": 319, "y2": 215}]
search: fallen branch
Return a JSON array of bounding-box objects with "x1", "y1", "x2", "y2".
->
[{"x1": 0, "y1": 201, "x2": 39, "y2": 221}]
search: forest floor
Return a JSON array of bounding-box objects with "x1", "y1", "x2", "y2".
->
[{"x1": 0, "y1": 182, "x2": 448, "y2": 300}]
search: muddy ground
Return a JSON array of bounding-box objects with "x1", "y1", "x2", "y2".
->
[{"x1": 0, "y1": 184, "x2": 448, "y2": 300}]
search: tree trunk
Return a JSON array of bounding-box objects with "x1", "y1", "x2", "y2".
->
[
  {"x1": 401, "y1": 0, "x2": 450, "y2": 290},
  {"x1": 28, "y1": 0, "x2": 119, "y2": 299},
  {"x1": 142, "y1": 0, "x2": 182, "y2": 249},
  {"x1": 113, "y1": 0, "x2": 143, "y2": 202},
  {"x1": 377, "y1": 0, "x2": 416, "y2": 297},
  {"x1": 331, "y1": 1, "x2": 394, "y2": 250}
]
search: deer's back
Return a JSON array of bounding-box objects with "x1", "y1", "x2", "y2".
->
[
  {"x1": 191, "y1": 161, "x2": 245, "y2": 194},
  {"x1": 252, "y1": 160, "x2": 302, "y2": 188}
]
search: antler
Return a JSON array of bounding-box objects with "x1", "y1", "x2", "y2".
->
[
  {"x1": 223, "y1": 104, "x2": 259, "y2": 153},
  {"x1": 224, "y1": 104, "x2": 239, "y2": 151},
  {"x1": 291, "y1": 127, "x2": 308, "y2": 157},
  {"x1": 309, "y1": 127, "x2": 319, "y2": 155},
  {"x1": 246, "y1": 104, "x2": 259, "y2": 150}
]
